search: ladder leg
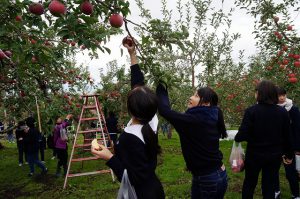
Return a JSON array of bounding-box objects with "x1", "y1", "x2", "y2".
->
[{"x1": 63, "y1": 96, "x2": 86, "y2": 189}]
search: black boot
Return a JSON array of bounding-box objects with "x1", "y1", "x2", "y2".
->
[
  {"x1": 55, "y1": 166, "x2": 61, "y2": 177},
  {"x1": 63, "y1": 165, "x2": 68, "y2": 176}
]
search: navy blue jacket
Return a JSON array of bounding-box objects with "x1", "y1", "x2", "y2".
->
[{"x1": 156, "y1": 83, "x2": 224, "y2": 176}]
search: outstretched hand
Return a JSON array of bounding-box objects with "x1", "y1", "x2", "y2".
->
[{"x1": 123, "y1": 36, "x2": 136, "y2": 56}]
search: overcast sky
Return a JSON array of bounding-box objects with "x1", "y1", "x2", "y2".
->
[{"x1": 75, "y1": 0, "x2": 299, "y2": 83}]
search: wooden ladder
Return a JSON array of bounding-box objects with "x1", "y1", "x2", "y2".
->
[{"x1": 63, "y1": 94, "x2": 115, "y2": 189}]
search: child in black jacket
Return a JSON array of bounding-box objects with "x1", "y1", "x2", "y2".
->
[
  {"x1": 91, "y1": 38, "x2": 165, "y2": 199},
  {"x1": 156, "y1": 83, "x2": 227, "y2": 199},
  {"x1": 235, "y1": 81, "x2": 293, "y2": 199}
]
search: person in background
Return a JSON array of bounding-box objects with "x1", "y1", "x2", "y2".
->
[
  {"x1": 53, "y1": 114, "x2": 72, "y2": 177},
  {"x1": 105, "y1": 111, "x2": 119, "y2": 145},
  {"x1": 16, "y1": 121, "x2": 27, "y2": 166},
  {"x1": 7, "y1": 120, "x2": 15, "y2": 143},
  {"x1": 234, "y1": 80, "x2": 293, "y2": 199},
  {"x1": 0, "y1": 121, "x2": 4, "y2": 132},
  {"x1": 24, "y1": 117, "x2": 47, "y2": 176},
  {"x1": 274, "y1": 87, "x2": 300, "y2": 199}
]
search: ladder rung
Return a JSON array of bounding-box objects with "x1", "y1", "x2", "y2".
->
[
  {"x1": 82, "y1": 94, "x2": 100, "y2": 97},
  {"x1": 67, "y1": 170, "x2": 111, "y2": 177},
  {"x1": 79, "y1": 129, "x2": 102, "y2": 134},
  {"x1": 74, "y1": 143, "x2": 112, "y2": 148},
  {"x1": 83, "y1": 138, "x2": 110, "y2": 142},
  {"x1": 80, "y1": 117, "x2": 99, "y2": 121},
  {"x1": 71, "y1": 156, "x2": 100, "y2": 162},
  {"x1": 83, "y1": 105, "x2": 97, "y2": 109}
]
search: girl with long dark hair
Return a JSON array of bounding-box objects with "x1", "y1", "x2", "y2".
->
[
  {"x1": 91, "y1": 39, "x2": 165, "y2": 199},
  {"x1": 156, "y1": 83, "x2": 228, "y2": 198}
]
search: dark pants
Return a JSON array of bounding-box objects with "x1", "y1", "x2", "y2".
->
[
  {"x1": 39, "y1": 147, "x2": 44, "y2": 161},
  {"x1": 17, "y1": 141, "x2": 27, "y2": 164},
  {"x1": 275, "y1": 158, "x2": 299, "y2": 197},
  {"x1": 27, "y1": 151, "x2": 46, "y2": 173},
  {"x1": 56, "y1": 148, "x2": 68, "y2": 174},
  {"x1": 242, "y1": 153, "x2": 282, "y2": 199},
  {"x1": 191, "y1": 168, "x2": 228, "y2": 199},
  {"x1": 53, "y1": 148, "x2": 57, "y2": 157}
]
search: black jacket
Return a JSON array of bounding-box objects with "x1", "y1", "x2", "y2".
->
[
  {"x1": 106, "y1": 64, "x2": 164, "y2": 199},
  {"x1": 24, "y1": 127, "x2": 40, "y2": 153},
  {"x1": 156, "y1": 83, "x2": 224, "y2": 176},
  {"x1": 106, "y1": 116, "x2": 118, "y2": 134},
  {"x1": 288, "y1": 106, "x2": 300, "y2": 151},
  {"x1": 235, "y1": 103, "x2": 293, "y2": 159}
]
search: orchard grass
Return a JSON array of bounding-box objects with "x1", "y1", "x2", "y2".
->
[{"x1": 0, "y1": 132, "x2": 292, "y2": 199}]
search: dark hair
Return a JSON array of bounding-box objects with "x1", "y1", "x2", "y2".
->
[
  {"x1": 17, "y1": 121, "x2": 25, "y2": 127},
  {"x1": 201, "y1": 88, "x2": 228, "y2": 139},
  {"x1": 255, "y1": 80, "x2": 278, "y2": 104},
  {"x1": 277, "y1": 87, "x2": 287, "y2": 96},
  {"x1": 108, "y1": 111, "x2": 115, "y2": 118},
  {"x1": 197, "y1": 87, "x2": 216, "y2": 106},
  {"x1": 26, "y1": 117, "x2": 35, "y2": 128},
  {"x1": 127, "y1": 86, "x2": 161, "y2": 157}
]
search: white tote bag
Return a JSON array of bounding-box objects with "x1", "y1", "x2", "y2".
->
[{"x1": 117, "y1": 169, "x2": 138, "y2": 199}]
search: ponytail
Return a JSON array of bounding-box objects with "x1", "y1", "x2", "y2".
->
[{"x1": 141, "y1": 123, "x2": 161, "y2": 158}]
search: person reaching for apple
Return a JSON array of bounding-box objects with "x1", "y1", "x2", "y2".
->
[{"x1": 91, "y1": 37, "x2": 165, "y2": 199}]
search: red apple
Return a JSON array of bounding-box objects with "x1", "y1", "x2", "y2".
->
[
  {"x1": 76, "y1": 103, "x2": 81, "y2": 108},
  {"x1": 287, "y1": 25, "x2": 293, "y2": 31},
  {"x1": 80, "y1": 45, "x2": 86, "y2": 50},
  {"x1": 294, "y1": 61, "x2": 300, "y2": 68},
  {"x1": 282, "y1": 45, "x2": 288, "y2": 51},
  {"x1": 288, "y1": 73, "x2": 296, "y2": 78},
  {"x1": 274, "y1": 31, "x2": 279, "y2": 36},
  {"x1": 277, "y1": 51, "x2": 283, "y2": 56},
  {"x1": 279, "y1": 65, "x2": 285, "y2": 69},
  {"x1": 289, "y1": 77, "x2": 298, "y2": 83},
  {"x1": 122, "y1": 36, "x2": 134, "y2": 47},
  {"x1": 80, "y1": 1, "x2": 93, "y2": 15},
  {"x1": 288, "y1": 53, "x2": 294, "y2": 58},
  {"x1": 266, "y1": 66, "x2": 273, "y2": 71},
  {"x1": 48, "y1": 0, "x2": 66, "y2": 17},
  {"x1": 29, "y1": 3, "x2": 44, "y2": 15},
  {"x1": 4, "y1": 51, "x2": 12, "y2": 57},
  {"x1": 31, "y1": 56, "x2": 37, "y2": 63},
  {"x1": 31, "y1": 39, "x2": 37, "y2": 44},
  {"x1": 109, "y1": 13, "x2": 123, "y2": 28},
  {"x1": 15, "y1": 16, "x2": 22, "y2": 22},
  {"x1": 277, "y1": 34, "x2": 283, "y2": 40},
  {"x1": 20, "y1": 90, "x2": 25, "y2": 97},
  {"x1": 273, "y1": 16, "x2": 279, "y2": 22},
  {"x1": 0, "y1": 51, "x2": 7, "y2": 59},
  {"x1": 64, "y1": 94, "x2": 69, "y2": 99},
  {"x1": 70, "y1": 41, "x2": 76, "y2": 46},
  {"x1": 44, "y1": 40, "x2": 51, "y2": 46},
  {"x1": 294, "y1": 54, "x2": 300, "y2": 59},
  {"x1": 282, "y1": 59, "x2": 289, "y2": 65}
]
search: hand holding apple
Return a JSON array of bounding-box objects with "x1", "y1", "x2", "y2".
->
[{"x1": 91, "y1": 144, "x2": 113, "y2": 161}]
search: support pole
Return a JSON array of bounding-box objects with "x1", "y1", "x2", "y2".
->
[{"x1": 35, "y1": 96, "x2": 42, "y2": 132}]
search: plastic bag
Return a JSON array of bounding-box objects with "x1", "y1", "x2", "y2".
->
[
  {"x1": 229, "y1": 141, "x2": 245, "y2": 173},
  {"x1": 295, "y1": 154, "x2": 300, "y2": 173},
  {"x1": 117, "y1": 169, "x2": 138, "y2": 199},
  {"x1": 60, "y1": 126, "x2": 68, "y2": 141}
]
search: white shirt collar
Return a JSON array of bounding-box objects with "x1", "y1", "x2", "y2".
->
[{"x1": 124, "y1": 114, "x2": 158, "y2": 143}]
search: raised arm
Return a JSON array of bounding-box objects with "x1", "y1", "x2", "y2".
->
[
  {"x1": 156, "y1": 83, "x2": 206, "y2": 127},
  {"x1": 123, "y1": 37, "x2": 145, "y2": 89}
]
